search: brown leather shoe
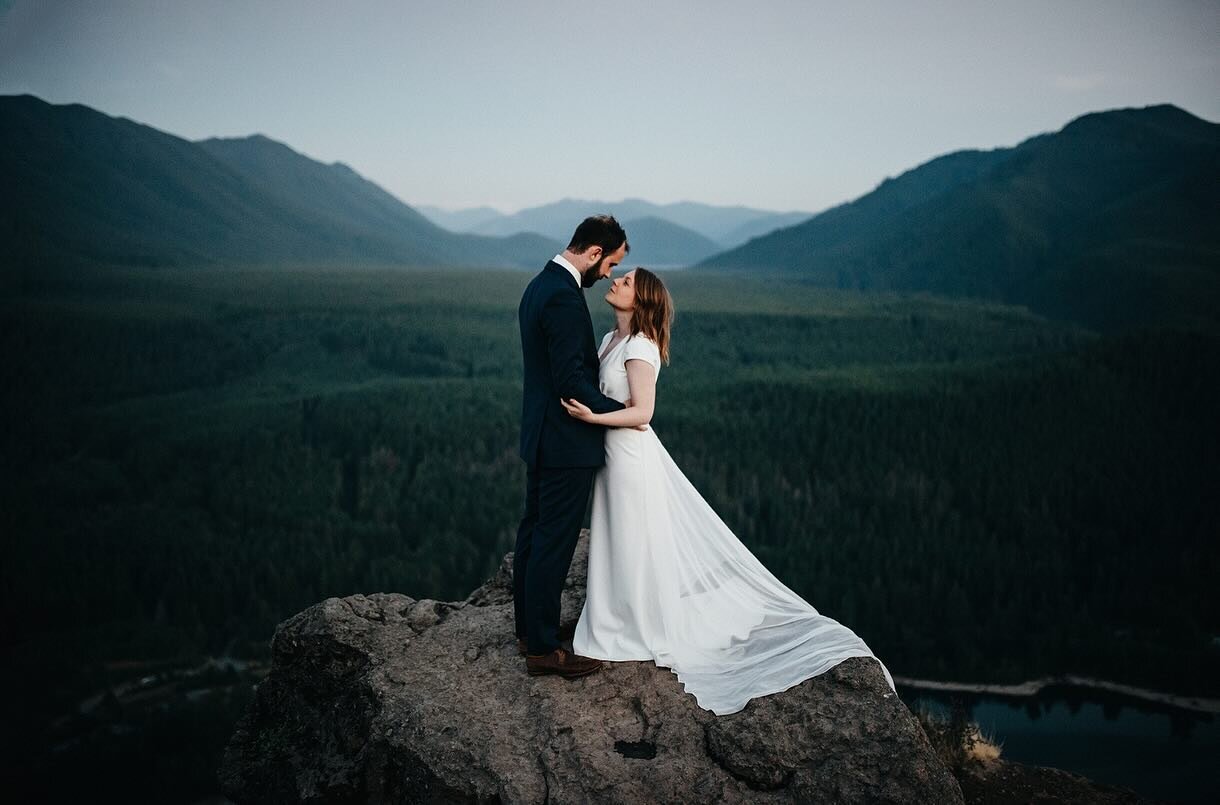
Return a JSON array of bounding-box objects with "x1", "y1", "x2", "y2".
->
[
  {"x1": 525, "y1": 647, "x2": 602, "y2": 678},
  {"x1": 517, "y1": 623, "x2": 577, "y2": 656}
]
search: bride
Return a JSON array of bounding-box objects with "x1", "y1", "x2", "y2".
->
[{"x1": 560, "y1": 267, "x2": 896, "y2": 716}]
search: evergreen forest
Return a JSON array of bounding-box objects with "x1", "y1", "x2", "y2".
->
[{"x1": 2, "y1": 263, "x2": 1216, "y2": 800}]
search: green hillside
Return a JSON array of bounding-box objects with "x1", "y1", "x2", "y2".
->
[
  {"x1": 699, "y1": 104, "x2": 1220, "y2": 331},
  {"x1": 0, "y1": 94, "x2": 559, "y2": 272}
]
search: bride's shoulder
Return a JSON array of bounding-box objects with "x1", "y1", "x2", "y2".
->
[
  {"x1": 628, "y1": 332, "x2": 660, "y2": 350},
  {"x1": 623, "y1": 332, "x2": 662, "y2": 370}
]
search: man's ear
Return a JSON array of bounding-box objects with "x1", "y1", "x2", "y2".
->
[{"x1": 583, "y1": 245, "x2": 603, "y2": 267}]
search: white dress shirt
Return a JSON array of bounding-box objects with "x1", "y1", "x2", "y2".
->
[{"x1": 552, "y1": 253, "x2": 582, "y2": 287}]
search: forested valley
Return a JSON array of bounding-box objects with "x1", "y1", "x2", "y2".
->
[{"x1": 3, "y1": 264, "x2": 1216, "y2": 800}]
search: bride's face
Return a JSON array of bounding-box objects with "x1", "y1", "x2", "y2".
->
[{"x1": 605, "y1": 269, "x2": 636, "y2": 311}]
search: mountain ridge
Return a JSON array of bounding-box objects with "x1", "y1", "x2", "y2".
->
[
  {"x1": 0, "y1": 94, "x2": 560, "y2": 271},
  {"x1": 698, "y1": 102, "x2": 1220, "y2": 331},
  {"x1": 6, "y1": 93, "x2": 1216, "y2": 331},
  {"x1": 430, "y1": 195, "x2": 814, "y2": 248}
]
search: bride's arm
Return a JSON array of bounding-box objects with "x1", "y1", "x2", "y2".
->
[{"x1": 561, "y1": 359, "x2": 655, "y2": 428}]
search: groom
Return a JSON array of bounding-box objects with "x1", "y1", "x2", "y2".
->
[{"x1": 515, "y1": 215, "x2": 630, "y2": 679}]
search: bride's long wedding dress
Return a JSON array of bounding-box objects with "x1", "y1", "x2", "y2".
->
[{"x1": 572, "y1": 330, "x2": 896, "y2": 716}]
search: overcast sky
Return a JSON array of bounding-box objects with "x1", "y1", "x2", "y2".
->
[{"x1": 2, "y1": 1, "x2": 1216, "y2": 214}]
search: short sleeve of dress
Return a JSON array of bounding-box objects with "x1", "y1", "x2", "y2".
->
[{"x1": 622, "y1": 334, "x2": 662, "y2": 374}]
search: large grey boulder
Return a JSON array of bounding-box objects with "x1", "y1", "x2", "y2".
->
[{"x1": 219, "y1": 531, "x2": 963, "y2": 803}]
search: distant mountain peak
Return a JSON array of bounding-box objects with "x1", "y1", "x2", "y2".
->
[
  {"x1": 197, "y1": 132, "x2": 292, "y2": 150},
  {"x1": 1056, "y1": 102, "x2": 1216, "y2": 142}
]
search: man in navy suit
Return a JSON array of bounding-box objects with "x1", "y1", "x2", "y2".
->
[{"x1": 515, "y1": 215, "x2": 630, "y2": 678}]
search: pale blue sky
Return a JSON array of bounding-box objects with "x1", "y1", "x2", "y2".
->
[{"x1": 1, "y1": 1, "x2": 1216, "y2": 214}]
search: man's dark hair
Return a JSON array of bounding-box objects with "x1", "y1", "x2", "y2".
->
[{"x1": 567, "y1": 214, "x2": 629, "y2": 256}]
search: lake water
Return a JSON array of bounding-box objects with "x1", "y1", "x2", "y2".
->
[{"x1": 899, "y1": 684, "x2": 1219, "y2": 804}]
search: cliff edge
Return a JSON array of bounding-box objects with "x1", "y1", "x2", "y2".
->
[{"x1": 217, "y1": 531, "x2": 963, "y2": 803}]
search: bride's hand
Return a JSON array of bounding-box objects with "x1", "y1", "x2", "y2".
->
[
  {"x1": 561, "y1": 397, "x2": 647, "y2": 431},
  {"x1": 561, "y1": 397, "x2": 597, "y2": 422}
]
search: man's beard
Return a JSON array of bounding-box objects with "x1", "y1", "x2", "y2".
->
[{"x1": 581, "y1": 257, "x2": 606, "y2": 288}]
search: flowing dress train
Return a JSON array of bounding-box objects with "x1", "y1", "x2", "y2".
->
[{"x1": 572, "y1": 331, "x2": 896, "y2": 715}]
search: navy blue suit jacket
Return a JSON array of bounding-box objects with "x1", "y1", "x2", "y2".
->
[{"x1": 518, "y1": 260, "x2": 626, "y2": 468}]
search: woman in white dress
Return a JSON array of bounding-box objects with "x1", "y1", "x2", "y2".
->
[{"x1": 561, "y1": 267, "x2": 896, "y2": 716}]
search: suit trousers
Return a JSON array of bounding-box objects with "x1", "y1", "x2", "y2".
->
[{"x1": 513, "y1": 463, "x2": 597, "y2": 655}]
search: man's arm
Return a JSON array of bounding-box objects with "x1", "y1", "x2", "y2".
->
[
  {"x1": 541, "y1": 290, "x2": 626, "y2": 415},
  {"x1": 575, "y1": 359, "x2": 655, "y2": 427},
  {"x1": 561, "y1": 359, "x2": 654, "y2": 428}
]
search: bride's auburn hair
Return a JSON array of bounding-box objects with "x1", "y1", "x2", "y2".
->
[{"x1": 628, "y1": 267, "x2": 674, "y2": 365}]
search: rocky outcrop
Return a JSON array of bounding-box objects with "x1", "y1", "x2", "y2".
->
[
  {"x1": 219, "y1": 530, "x2": 964, "y2": 803},
  {"x1": 957, "y1": 759, "x2": 1155, "y2": 804}
]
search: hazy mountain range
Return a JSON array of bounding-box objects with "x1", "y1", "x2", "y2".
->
[
  {"x1": 417, "y1": 198, "x2": 814, "y2": 261},
  {"x1": 3, "y1": 93, "x2": 1216, "y2": 330}
]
